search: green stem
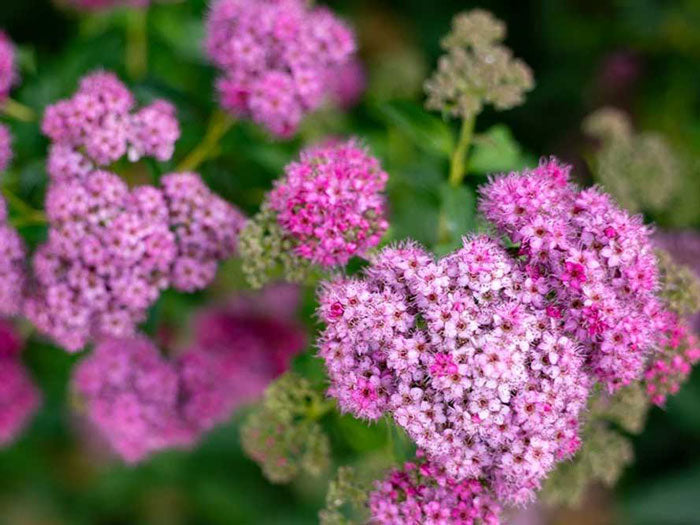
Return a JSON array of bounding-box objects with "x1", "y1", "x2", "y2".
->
[
  {"x1": 2, "y1": 98, "x2": 36, "y2": 122},
  {"x1": 177, "y1": 111, "x2": 235, "y2": 172},
  {"x1": 448, "y1": 116, "x2": 475, "y2": 188},
  {"x1": 125, "y1": 8, "x2": 148, "y2": 80},
  {"x1": 307, "y1": 398, "x2": 335, "y2": 421}
]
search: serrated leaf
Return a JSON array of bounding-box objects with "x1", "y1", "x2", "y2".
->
[{"x1": 374, "y1": 100, "x2": 454, "y2": 157}]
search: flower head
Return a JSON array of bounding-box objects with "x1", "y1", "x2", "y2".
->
[
  {"x1": 0, "y1": 193, "x2": 27, "y2": 318},
  {"x1": 0, "y1": 31, "x2": 17, "y2": 103},
  {"x1": 42, "y1": 71, "x2": 180, "y2": 183},
  {"x1": 369, "y1": 453, "x2": 501, "y2": 525},
  {"x1": 0, "y1": 321, "x2": 40, "y2": 447},
  {"x1": 318, "y1": 236, "x2": 590, "y2": 504},
  {"x1": 241, "y1": 139, "x2": 388, "y2": 287},
  {"x1": 479, "y1": 157, "x2": 662, "y2": 390},
  {"x1": 206, "y1": 0, "x2": 356, "y2": 137}
]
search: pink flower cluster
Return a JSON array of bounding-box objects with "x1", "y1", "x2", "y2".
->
[
  {"x1": 0, "y1": 31, "x2": 16, "y2": 103},
  {"x1": 0, "y1": 195, "x2": 27, "y2": 318},
  {"x1": 0, "y1": 124, "x2": 12, "y2": 172},
  {"x1": 268, "y1": 140, "x2": 388, "y2": 266},
  {"x1": 318, "y1": 236, "x2": 590, "y2": 504},
  {"x1": 369, "y1": 451, "x2": 501, "y2": 525},
  {"x1": 161, "y1": 172, "x2": 246, "y2": 292},
  {"x1": 479, "y1": 158, "x2": 661, "y2": 391},
  {"x1": 177, "y1": 283, "x2": 306, "y2": 433},
  {"x1": 74, "y1": 285, "x2": 304, "y2": 462},
  {"x1": 644, "y1": 311, "x2": 700, "y2": 406},
  {"x1": 42, "y1": 71, "x2": 180, "y2": 183},
  {"x1": 25, "y1": 170, "x2": 244, "y2": 352},
  {"x1": 206, "y1": 0, "x2": 356, "y2": 137},
  {"x1": 0, "y1": 321, "x2": 41, "y2": 447},
  {"x1": 73, "y1": 336, "x2": 196, "y2": 463}
]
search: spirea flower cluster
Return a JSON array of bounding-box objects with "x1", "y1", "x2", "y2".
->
[
  {"x1": 644, "y1": 311, "x2": 700, "y2": 406},
  {"x1": 241, "y1": 140, "x2": 388, "y2": 287},
  {"x1": 25, "y1": 170, "x2": 244, "y2": 351},
  {"x1": 368, "y1": 452, "x2": 501, "y2": 525},
  {"x1": 479, "y1": 158, "x2": 662, "y2": 391},
  {"x1": 0, "y1": 31, "x2": 16, "y2": 103},
  {"x1": 0, "y1": 321, "x2": 41, "y2": 447},
  {"x1": 424, "y1": 9, "x2": 534, "y2": 120},
  {"x1": 177, "y1": 284, "x2": 306, "y2": 433},
  {"x1": 42, "y1": 71, "x2": 180, "y2": 183},
  {"x1": 318, "y1": 236, "x2": 590, "y2": 504},
  {"x1": 206, "y1": 0, "x2": 356, "y2": 137},
  {"x1": 0, "y1": 196, "x2": 27, "y2": 318},
  {"x1": 73, "y1": 336, "x2": 196, "y2": 463}
]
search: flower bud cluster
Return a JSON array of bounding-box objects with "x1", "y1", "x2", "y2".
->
[
  {"x1": 240, "y1": 373, "x2": 331, "y2": 483},
  {"x1": 424, "y1": 9, "x2": 534, "y2": 120}
]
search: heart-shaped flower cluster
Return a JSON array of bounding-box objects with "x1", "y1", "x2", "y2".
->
[
  {"x1": 318, "y1": 236, "x2": 590, "y2": 504},
  {"x1": 42, "y1": 71, "x2": 180, "y2": 183},
  {"x1": 206, "y1": 0, "x2": 356, "y2": 137},
  {"x1": 479, "y1": 158, "x2": 662, "y2": 390}
]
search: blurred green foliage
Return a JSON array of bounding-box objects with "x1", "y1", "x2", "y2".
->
[{"x1": 0, "y1": 0, "x2": 699, "y2": 523}]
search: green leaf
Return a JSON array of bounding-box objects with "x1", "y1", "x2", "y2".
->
[
  {"x1": 469, "y1": 124, "x2": 530, "y2": 174},
  {"x1": 438, "y1": 182, "x2": 476, "y2": 251},
  {"x1": 373, "y1": 100, "x2": 454, "y2": 157}
]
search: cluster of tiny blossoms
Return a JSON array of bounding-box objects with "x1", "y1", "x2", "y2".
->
[
  {"x1": 42, "y1": 71, "x2": 179, "y2": 183},
  {"x1": 368, "y1": 452, "x2": 501, "y2": 525},
  {"x1": 74, "y1": 285, "x2": 303, "y2": 463},
  {"x1": 25, "y1": 170, "x2": 244, "y2": 351},
  {"x1": 177, "y1": 284, "x2": 306, "y2": 433},
  {"x1": 479, "y1": 158, "x2": 662, "y2": 391},
  {"x1": 73, "y1": 336, "x2": 196, "y2": 463},
  {"x1": 0, "y1": 181, "x2": 27, "y2": 318},
  {"x1": 0, "y1": 31, "x2": 16, "y2": 103},
  {"x1": 0, "y1": 321, "x2": 41, "y2": 447},
  {"x1": 424, "y1": 9, "x2": 534, "y2": 120},
  {"x1": 318, "y1": 236, "x2": 590, "y2": 504},
  {"x1": 644, "y1": 311, "x2": 700, "y2": 406},
  {"x1": 206, "y1": 0, "x2": 356, "y2": 137},
  {"x1": 241, "y1": 140, "x2": 388, "y2": 287}
]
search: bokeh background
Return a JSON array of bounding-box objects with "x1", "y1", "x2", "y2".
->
[{"x1": 0, "y1": 0, "x2": 699, "y2": 523}]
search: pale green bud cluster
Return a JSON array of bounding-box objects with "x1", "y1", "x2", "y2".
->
[
  {"x1": 319, "y1": 466, "x2": 369, "y2": 525},
  {"x1": 584, "y1": 107, "x2": 680, "y2": 214},
  {"x1": 656, "y1": 249, "x2": 700, "y2": 316},
  {"x1": 541, "y1": 384, "x2": 650, "y2": 507},
  {"x1": 424, "y1": 9, "x2": 534, "y2": 120},
  {"x1": 240, "y1": 373, "x2": 331, "y2": 483},
  {"x1": 238, "y1": 206, "x2": 313, "y2": 289}
]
